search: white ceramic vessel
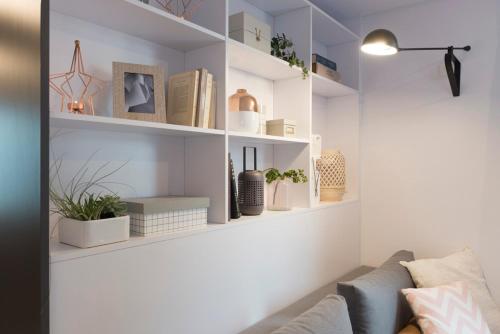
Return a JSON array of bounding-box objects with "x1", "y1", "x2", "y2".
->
[
  {"x1": 267, "y1": 180, "x2": 292, "y2": 211},
  {"x1": 58, "y1": 216, "x2": 130, "y2": 248}
]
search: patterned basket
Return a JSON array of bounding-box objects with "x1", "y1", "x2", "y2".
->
[{"x1": 317, "y1": 149, "x2": 346, "y2": 201}]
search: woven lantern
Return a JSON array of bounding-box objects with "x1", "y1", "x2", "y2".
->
[{"x1": 318, "y1": 149, "x2": 346, "y2": 202}]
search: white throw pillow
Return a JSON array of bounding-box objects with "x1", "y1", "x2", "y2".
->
[{"x1": 401, "y1": 248, "x2": 500, "y2": 334}]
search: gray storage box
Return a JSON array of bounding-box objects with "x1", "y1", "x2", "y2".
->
[
  {"x1": 229, "y1": 12, "x2": 271, "y2": 54},
  {"x1": 125, "y1": 197, "x2": 209, "y2": 236}
]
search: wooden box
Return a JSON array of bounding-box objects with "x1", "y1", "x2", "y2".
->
[
  {"x1": 229, "y1": 12, "x2": 271, "y2": 54},
  {"x1": 313, "y1": 62, "x2": 342, "y2": 82},
  {"x1": 266, "y1": 119, "x2": 297, "y2": 137}
]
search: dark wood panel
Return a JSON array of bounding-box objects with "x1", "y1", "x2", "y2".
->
[{"x1": 0, "y1": 1, "x2": 49, "y2": 333}]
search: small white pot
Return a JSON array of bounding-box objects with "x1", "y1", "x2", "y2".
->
[
  {"x1": 267, "y1": 180, "x2": 292, "y2": 211},
  {"x1": 58, "y1": 216, "x2": 130, "y2": 248}
]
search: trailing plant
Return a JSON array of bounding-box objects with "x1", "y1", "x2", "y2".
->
[
  {"x1": 265, "y1": 168, "x2": 308, "y2": 205},
  {"x1": 50, "y1": 151, "x2": 129, "y2": 221},
  {"x1": 271, "y1": 33, "x2": 309, "y2": 79}
]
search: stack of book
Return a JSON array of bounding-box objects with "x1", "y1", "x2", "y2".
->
[
  {"x1": 166, "y1": 68, "x2": 217, "y2": 128},
  {"x1": 312, "y1": 54, "x2": 342, "y2": 83}
]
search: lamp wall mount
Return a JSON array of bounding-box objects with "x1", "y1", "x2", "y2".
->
[
  {"x1": 398, "y1": 45, "x2": 471, "y2": 97},
  {"x1": 361, "y1": 29, "x2": 471, "y2": 97}
]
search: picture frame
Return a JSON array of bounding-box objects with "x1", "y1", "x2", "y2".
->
[{"x1": 113, "y1": 62, "x2": 166, "y2": 123}]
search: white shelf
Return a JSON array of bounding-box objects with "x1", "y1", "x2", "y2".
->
[
  {"x1": 50, "y1": 200, "x2": 360, "y2": 263},
  {"x1": 228, "y1": 40, "x2": 303, "y2": 81},
  {"x1": 312, "y1": 73, "x2": 358, "y2": 98},
  {"x1": 50, "y1": 0, "x2": 225, "y2": 52},
  {"x1": 228, "y1": 131, "x2": 310, "y2": 145},
  {"x1": 312, "y1": 5, "x2": 360, "y2": 46},
  {"x1": 51, "y1": 113, "x2": 225, "y2": 137}
]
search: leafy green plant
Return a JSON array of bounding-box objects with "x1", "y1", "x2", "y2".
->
[
  {"x1": 271, "y1": 33, "x2": 309, "y2": 79},
  {"x1": 50, "y1": 152, "x2": 129, "y2": 221},
  {"x1": 265, "y1": 168, "x2": 308, "y2": 205}
]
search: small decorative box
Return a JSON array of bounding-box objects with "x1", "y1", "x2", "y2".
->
[
  {"x1": 124, "y1": 197, "x2": 210, "y2": 236},
  {"x1": 229, "y1": 12, "x2": 271, "y2": 54},
  {"x1": 266, "y1": 119, "x2": 297, "y2": 137}
]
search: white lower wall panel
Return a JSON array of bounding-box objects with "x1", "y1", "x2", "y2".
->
[{"x1": 50, "y1": 201, "x2": 361, "y2": 334}]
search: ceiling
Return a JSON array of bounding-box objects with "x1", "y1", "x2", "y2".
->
[{"x1": 309, "y1": 0, "x2": 433, "y2": 19}]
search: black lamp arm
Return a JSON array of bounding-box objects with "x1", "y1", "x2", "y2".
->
[{"x1": 398, "y1": 45, "x2": 471, "y2": 52}]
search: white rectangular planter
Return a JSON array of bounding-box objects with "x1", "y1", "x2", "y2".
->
[{"x1": 59, "y1": 216, "x2": 130, "y2": 248}]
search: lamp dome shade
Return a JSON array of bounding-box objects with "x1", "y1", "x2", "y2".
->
[{"x1": 361, "y1": 29, "x2": 399, "y2": 56}]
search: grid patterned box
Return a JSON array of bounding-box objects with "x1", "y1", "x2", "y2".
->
[{"x1": 125, "y1": 197, "x2": 209, "y2": 236}]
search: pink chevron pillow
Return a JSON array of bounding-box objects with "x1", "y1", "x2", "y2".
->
[{"x1": 402, "y1": 282, "x2": 491, "y2": 334}]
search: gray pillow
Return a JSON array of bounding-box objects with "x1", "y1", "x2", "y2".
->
[
  {"x1": 337, "y1": 250, "x2": 415, "y2": 334},
  {"x1": 271, "y1": 295, "x2": 353, "y2": 334}
]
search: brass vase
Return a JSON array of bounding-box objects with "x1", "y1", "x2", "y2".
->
[{"x1": 229, "y1": 89, "x2": 260, "y2": 133}]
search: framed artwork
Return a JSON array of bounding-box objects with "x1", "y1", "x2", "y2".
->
[{"x1": 113, "y1": 62, "x2": 166, "y2": 122}]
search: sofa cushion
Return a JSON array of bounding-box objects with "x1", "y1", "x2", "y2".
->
[
  {"x1": 337, "y1": 250, "x2": 415, "y2": 334},
  {"x1": 400, "y1": 248, "x2": 500, "y2": 333},
  {"x1": 271, "y1": 295, "x2": 353, "y2": 334},
  {"x1": 402, "y1": 281, "x2": 491, "y2": 334}
]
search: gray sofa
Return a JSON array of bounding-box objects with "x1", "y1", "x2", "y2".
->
[
  {"x1": 239, "y1": 266, "x2": 374, "y2": 334},
  {"x1": 240, "y1": 250, "x2": 418, "y2": 334}
]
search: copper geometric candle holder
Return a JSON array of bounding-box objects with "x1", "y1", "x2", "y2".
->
[{"x1": 49, "y1": 40, "x2": 104, "y2": 115}]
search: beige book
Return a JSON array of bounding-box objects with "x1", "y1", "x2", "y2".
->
[
  {"x1": 196, "y1": 68, "x2": 208, "y2": 127},
  {"x1": 167, "y1": 70, "x2": 199, "y2": 126},
  {"x1": 208, "y1": 80, "x2": 217, "y2": 129},
  {"x1": 201, "y1": 73, "x2": 213, "y2": 128}
]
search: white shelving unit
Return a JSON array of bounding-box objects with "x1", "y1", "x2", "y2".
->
[
  {"x1": 49, "y1": 0, "x2": 360, "y2": 243},
  {"x1": 48, "y1": 2, "x2": 363, "y2": 333},
  {"x1": 51, "y1": 0, "x2": 225, "y2": 51}
]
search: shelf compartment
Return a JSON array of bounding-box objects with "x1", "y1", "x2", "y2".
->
[
  {"x1": 228, "y1": 131, "x2": 309, "y2": 145},
  {"x1": 50, "y1": 0, "x2": 225, "y2": 52},
  {"x1": 312, "y1": 5, "x2": 360, "y2": 46},
  {"x1": 244, "y1": 0, "x2": 309, "y2": 16},
  {"x1": 312, "y1": 73, "x2": 358, "y2": 98},
  {"x1": 228, "y1": 40, "x2": 303, "y2": 81},
  {"x1": 51, "y1": 113, "x2": 225, "y2": 137}
]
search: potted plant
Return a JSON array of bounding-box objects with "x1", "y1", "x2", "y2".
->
[
  {"x1": 265, "y1": 168, "x2": 308, "y2": 211},
  {"x1": 271, "y1": 33, "x2": 309, "y2": 79},
  {"x1": 50, "y1": 156, "x2": 130, "y2": 248}
]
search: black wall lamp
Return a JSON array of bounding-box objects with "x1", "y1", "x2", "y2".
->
[{"x1": 361, "y1": 29, "x2": 471, "y2": 97}]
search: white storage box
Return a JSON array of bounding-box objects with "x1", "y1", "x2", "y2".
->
[
  {"x1": 229, "y1": 12, "x2": 271, "y2": 54},
  {"x1": 266, "y1": 119, "x2": 297, "y2": 137},
  {"x1": 58, "y1": 216, "x2": 130, "y2": 248},
  {"x1": 125, "y1": 197, "x2": 209, "y2": 236}
]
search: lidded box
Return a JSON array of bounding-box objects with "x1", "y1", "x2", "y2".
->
[
  {"x1": 229, "y1": 12, "x2": 271, "y2": 54},
  {"x1": 125, "y1": 197, "x2": 209, "y2": 236},
  {"x1": 266, "y1": 119, "x2": 297, "y2": 137}
]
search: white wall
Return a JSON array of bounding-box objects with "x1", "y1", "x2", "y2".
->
[
  {"x1": 360, "y1": 0, "x2": 500, "y2": 301},
  {"x1": 51, "y1": 203, "x2": 361, "y2": 334},
  {"x1": 481, "y1": 0, "x2": 500, "y2": 303}
]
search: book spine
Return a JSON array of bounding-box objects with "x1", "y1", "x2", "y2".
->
[
  {"x1": 196, "y1": 68, "x2": 208, "y2": 127},
  {"x1": 229, "y1": 155, "x2": 241, "y2": 219},
  {"x1": 312, "y1": 53, "x2": 337, "y2": 71},
  {"x1": 208, "y1": 80, "x2": 217, "y2": 129},
  {"x1": 202, "y1": 73, "x2": 213, "y2": 128}
]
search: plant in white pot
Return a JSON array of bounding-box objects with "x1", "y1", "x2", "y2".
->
[
  {"x1": 265, "y1": 168, "x2": 307, "y2": 211},
  {"x1": 50, "y1": 157, "x2": 130, "y2": 248}
]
